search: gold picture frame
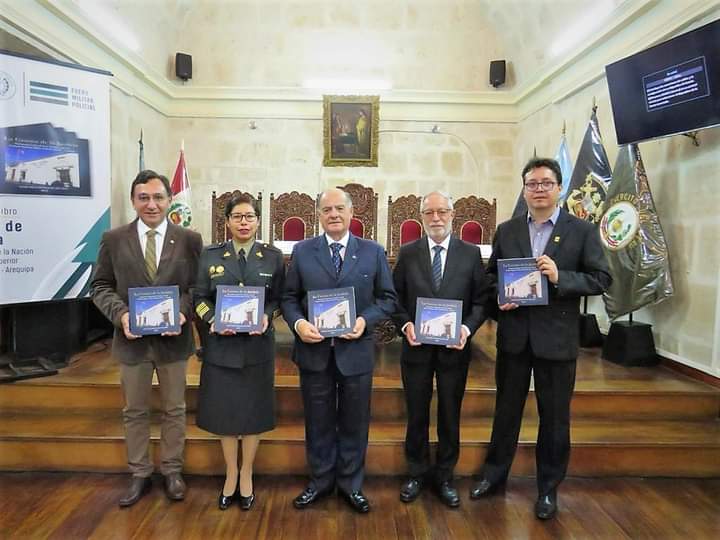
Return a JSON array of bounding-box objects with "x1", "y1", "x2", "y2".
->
[{"x1": 323, "y1": 95, "x2": 379, "y2": 167}]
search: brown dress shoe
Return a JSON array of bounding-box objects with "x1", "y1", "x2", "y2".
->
[
  {"x1": 163, "y1": 473, "x2": 186, "y2": 501},
  {"x1": 119, "y1": 476, "x2": 152, "y2": 507}
]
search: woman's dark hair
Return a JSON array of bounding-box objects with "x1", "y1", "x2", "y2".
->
[{"x1": 224, "y1": 193, "x2": 260, "y2": 219}]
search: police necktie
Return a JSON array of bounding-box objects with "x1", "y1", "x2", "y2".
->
[
  {"x1": 145, "y1": 230, "x2": 157, "y2": 281},
  {"x1": 330, "y1": 242, "x2": 343, "y2": 276},
  {"x1": 432, "y1": 244, "x2": 443, "y2": 291},
  {"x1": 238, "y1": 248, "x2": 246, "y2": 277}
]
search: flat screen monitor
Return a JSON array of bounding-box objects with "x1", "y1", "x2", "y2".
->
[{"x1": 605, "y1": 18, "x2": 720, "y2": 145}]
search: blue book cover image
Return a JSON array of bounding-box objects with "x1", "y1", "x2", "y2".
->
[
  {"x1": 415, "y1": 297, "x2": 463, "y2": 346},
  {"x1": 128, "y1": 285, "x2": 181, "y2": 335},
  {"x1": 308, "y1": 286, "x2": 356, "y2": 337},
  {"x1": 497, "y1": 258, "x2": 549, "y2": 306},
  {"x1": 214, "y1": 285, "x2": 265, "y2": 333}
]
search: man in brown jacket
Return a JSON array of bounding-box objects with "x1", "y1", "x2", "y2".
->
[{"x1": 91, "y1": 170, "x2": 202, "y2": 507}]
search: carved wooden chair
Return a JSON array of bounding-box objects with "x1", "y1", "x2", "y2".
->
[
  {"x1": 269, "y1": 191, "x2": 317, "y2": 242},
  {"x1": 337, "y1": 182, "x2": 379, "y2": 240},
  {"x1": 386, "y1": 194, "x2": 423, "y2": 258},
  {"x1": 452, "y1": 196, "x2": 497, "y2": 244},
  {"x1": 211, "y1": 190, "x2": 263, "y2": 243}
]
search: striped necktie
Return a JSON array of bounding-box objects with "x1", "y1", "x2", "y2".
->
[
  {"x1": 432, "y1": 245, "x2": 443, "y2": 291},
  {"x1": 330, "y1": 242, "x2": 343, "y2": 276},
  {"x1": 145, "y1": 230, "x2": 158, "y2": 281}
]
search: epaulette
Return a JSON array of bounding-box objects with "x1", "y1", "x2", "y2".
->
[{"x1": 261, "y1": 243, "x2": 282, "y2": 254}]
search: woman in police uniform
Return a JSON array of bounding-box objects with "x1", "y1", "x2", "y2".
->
[{"x1": 194, "y1": 193, "x2": 284, "y2": 510}]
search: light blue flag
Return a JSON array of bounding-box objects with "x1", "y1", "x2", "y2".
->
[{"x1": 555, "y1": 134, "x2": 573, "y2": 205}]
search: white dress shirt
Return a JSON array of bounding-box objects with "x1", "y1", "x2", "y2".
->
[{"x1": 137, "y1": 218, "x2": 168, "y2": 269}]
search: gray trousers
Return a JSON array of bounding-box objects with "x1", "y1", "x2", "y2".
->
[{"x1": 120, "y1": 360, "x2": 187, "y2": 477}]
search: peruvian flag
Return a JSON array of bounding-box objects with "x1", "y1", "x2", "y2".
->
[{"x1": 168, "y1": 141, "x2": 194, "y2": 228}]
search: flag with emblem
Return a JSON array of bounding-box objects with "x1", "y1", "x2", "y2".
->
[
  {"x1": 563, "y1": 106, "x2": 612, "y2": 224},
  {"x1": 600, "y1": 144, "x2": 673, "y2": 320},
  {"x1": 168, "y1": 141, "x2": 194, "y2": 228}
]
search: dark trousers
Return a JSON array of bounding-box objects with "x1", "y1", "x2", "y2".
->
[
  {"x1": 401, "y1": 352, "x2": 469, "y2": 483},
  {"x1": 299, "y1": 351, "x2": 372, "y2": 494},
  {"x1": 481, "y1": 345, "x2": 576, "y2": 495}
]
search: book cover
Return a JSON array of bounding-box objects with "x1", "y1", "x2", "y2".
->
[
  {"x1": 497, "y1": 258, "x2": 549, "y2": 306},
  {"x1": 214, "y1": 285, "x2": 265, "y2": 333},
  {"x1": 308, "y1": 286, "x2": 356, "y2": 337},
  {"x1": 128, "y1": 285, "x2": 181, "y2": 335},
  {"x1": 414, "y1": 297, "x2": 463, "y2": 346}
]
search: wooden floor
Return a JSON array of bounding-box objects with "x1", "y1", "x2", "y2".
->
[
  {"x1": 1, "y1": 322, "x2": 720, "y2": 477},
  {"x1": 1, "y1": 472, "x2": 719, "y2": 539}
]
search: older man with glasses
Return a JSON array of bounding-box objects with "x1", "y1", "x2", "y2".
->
[
  {"x1": 469, "y1": 158, "x2": 611, "y2": 520},
  {"x1": 392, "y1": 191, "x2": 491, "y2": 507}
]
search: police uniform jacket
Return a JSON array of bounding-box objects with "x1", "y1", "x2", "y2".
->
[{"x1": 194, "y1": 240, "x2": 285, "y2": 369}]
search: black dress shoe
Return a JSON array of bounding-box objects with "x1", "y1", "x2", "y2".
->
[
  {"x1": 400, "y1": 477, "x2": 423, "y2": 503},
  {"x1": 469, "y1": 478, "x2": 505, "y2": 499},
  {"x1": 339, "y1": 490, "x2": 370, "y2": 513},
  {"x1": 434, "y1": 481, "x2": 460, "y2": 508},
  {"x1": 218, "y1": 489, "x2": 237, "y2": 510},
  {"x1": 535, "y1": 491, "x2": 558, "y2": 520},
  {"x1": 293, "y1": 486, "x2": 332, "y2": 509},
  {"x1": 119, "y1": 476, "x2": 152, "y2": 507},
  {"x1": 239, "y1": 492, "x2": 255, "y2": 511}
]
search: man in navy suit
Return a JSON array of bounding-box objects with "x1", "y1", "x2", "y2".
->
[
  {"x1": 282, "y1": 188, "x2": 397, "y2": 513},
  {"x1": 469, "y1": 158, "x2": 611, "y2": 520},
  {"x1": 393, "y1": 191, "x2": 490, "y2": 508}
]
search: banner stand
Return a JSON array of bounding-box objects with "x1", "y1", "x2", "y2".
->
[{"x1": 602, "y1": 319, "x2": 658, "y2": 367}]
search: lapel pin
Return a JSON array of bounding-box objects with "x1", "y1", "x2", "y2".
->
[
  {"x1": 352, "y1": 255, "x2": 357, "y2": 259},
  {"x1": 223, "y1": 251, "x2": 231, "y2": 258},
  {"x1": 170, "y1": 239, "x2": 175, "y2": 244},
  {"x1": 554, "y1": 236, "x2": 560, "y2": 243},
  {"x1": 256, "y1": 251, "x2": 263, "y2": 258}
]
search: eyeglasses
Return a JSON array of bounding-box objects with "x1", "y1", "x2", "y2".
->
[
  {"x1": 421, "y1": 209, "x2": 452, "y2": 218},
  {"x1": 135, "y1": 194, "x2": 169, "y2": 203},
  {"x1": 524, "y1": 181, "x2": 558, "y2": 192},
  {"x1": 229, "y1": 213, "x2": 258, "y2": 222}
]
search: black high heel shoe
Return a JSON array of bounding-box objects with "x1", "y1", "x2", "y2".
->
[
  {"x1": 239, "y1": 492, "x2": 255, "y2": 510},
  {"x1": 218, "y1": 478, "x2": 238, "y2": 510}
]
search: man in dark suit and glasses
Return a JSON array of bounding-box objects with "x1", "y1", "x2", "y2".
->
[
  {"x1": 392, "y1": 191, "x2": 490, "y2": 507},
  {"x1": 91, "y1": 170, "x2": 202, "y2": 507},
  {"x1": 469, "y1": 158, "x2": 611, "y2": 520},
  {"x1": 282, "y1": 188, "x2": 396, "y2": 513}
]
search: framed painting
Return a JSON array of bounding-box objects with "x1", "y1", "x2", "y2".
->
[{"x1": 323, "y1": 95, "x2": 379, "y2": 167}]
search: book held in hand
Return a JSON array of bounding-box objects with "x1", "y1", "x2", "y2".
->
[
  {"x1": 414, "y1": 297, "x2": 463, "y2": 346},
  {"x1": 308, "y1": 286, "x2": 356, "y2": 337},
  {"x1": 497, "y1": 258, "x2": 549, "y2": 306},
  {"x1": 214, "y1": 285, "x2": 265, "y2": 333},
  {"x1": 128, "y1": 285, "x2": 181, "y2": 335}
]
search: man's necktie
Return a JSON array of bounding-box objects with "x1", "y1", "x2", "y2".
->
[
  {"x1": 432, "y1": 245, "x2": 443, "y2": 291},
  {"x1": 238, "y1": 248, "x2": 246, "y2": 277},
  {"x1": 330, "y1": 242, "x2": 343, "y2": 276},
  {"x1": 145, "y1": 230, "x2": 157, "y2": 281}
]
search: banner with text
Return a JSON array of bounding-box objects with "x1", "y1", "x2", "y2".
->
[{"x1": 0, "y1": 52, "x2": 111, "y2": 304}]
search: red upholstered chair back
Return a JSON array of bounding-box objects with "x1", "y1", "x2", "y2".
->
[
  {"x1": 460, "y1": 221, "x2": 483, "y2": 244},
  {"x1": 400, "y1": 220, "x2": 422, "y2": 245},
  {"x1": 282, "y1": 217, "x2": 305, "y2": 241},
  {"x1": 349, "y1": 218, "x2": 364, "y2": 238},
  {"x1": 453, "y1": 196, "x2": 497, "y2": 244}
]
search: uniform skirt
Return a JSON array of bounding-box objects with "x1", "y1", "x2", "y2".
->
[{"x1": 196, "y1": 359, "x2": 275, "y2": 436}]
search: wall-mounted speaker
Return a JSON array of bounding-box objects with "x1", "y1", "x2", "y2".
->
[
  {"x1": 489, "y1": 60, "x2": 506, "y2": 88},
  {"x1": 175, "y1": 53, "x2": 192, "y2": 81}
]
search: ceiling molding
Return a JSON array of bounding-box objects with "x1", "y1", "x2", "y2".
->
[{"x1": 2, "y1": 0, "x2": 717, "y2": 123}]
